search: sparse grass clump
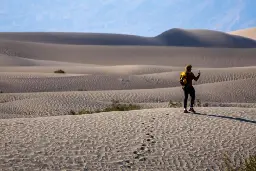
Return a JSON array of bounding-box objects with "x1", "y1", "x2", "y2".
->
[
  {"x1": 223, "y1": 154, "x2": 256, "y2": 171},
  {"x1": 168, "y1": 100, "x2": 182, "y2": 108},
  {"x1": 196, "y1": 99, "x2": 201, "y2": 107},
  {"x1": 103, "y1": 100, "x2": 141, "y2": 112},
  {"x1": 70, "y1": 100, "x2": 141, "y2": 115},
  {"x1": 168, "y1": 99, "x2": 210, "y2": 108},
  {"x1": 203, "y1": 103, "x2": 209, "y2": 107},
  {"x1": 78, "y1": 88, "x2": 87, "y2": 91},
  {"x1": 78, "y1": 109, "x2": 94, "y2": 114},
  {"x1": 54, "y1": 69, "x2": 65, "y2": 74},
  {"x1": 69, "y1": 110, "x2": 76, "y2": 115}
]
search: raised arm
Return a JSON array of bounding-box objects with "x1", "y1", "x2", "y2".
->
[{"x1": 193, "y1": 72, "x2": 200, "y2": 81}]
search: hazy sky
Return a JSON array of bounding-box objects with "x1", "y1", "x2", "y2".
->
[{"x1": 1, "y1": 0, "x2": 256, "y2": 36}]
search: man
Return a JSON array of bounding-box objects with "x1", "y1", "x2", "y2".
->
[{"x1": 180, "y1": 65, "x2": 200, "y2": 113}]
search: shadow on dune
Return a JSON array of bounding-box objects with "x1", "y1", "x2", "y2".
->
[
  {"x1": 1, "y1": 28, "x2": 256, "y2": 48},
  {"x1": 192, "y1": 113, "x2": 256, "y2": 124}
]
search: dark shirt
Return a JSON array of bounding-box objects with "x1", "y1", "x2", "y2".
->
[{"x1": 186, "y1": 72, "x2": 199, "y2": 86}]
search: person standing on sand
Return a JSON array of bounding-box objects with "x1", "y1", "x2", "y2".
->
[{"x1": 180, "y1": 64, "x2": 200, "y2": 113}]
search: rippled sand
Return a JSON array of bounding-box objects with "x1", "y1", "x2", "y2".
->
[
  {"x1": 1, "y1": 108, "x2": 256, "y2": 170},
  {"x1": 0, "y1": 30, "x2": 256, "y2": 170}
]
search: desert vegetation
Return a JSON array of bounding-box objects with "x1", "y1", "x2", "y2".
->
[
  {"x1": 168, "y1": 99, "x2": 205, "y2": 108},
  {"x1": 223, "y1": 154, "x2": 256, "y2": 171},
  {"x1": 54, "y1": 69, "x2": 65, "y2": 73},
  {"x1": 70, "y1": 100, "x2": 141, "y2": 115}
]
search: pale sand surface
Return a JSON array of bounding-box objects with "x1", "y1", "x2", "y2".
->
[
  {"x1": 228, "y1": 27, "x2": 256, "y2": 40},
  {"x1": 0, "y1": 77, "x2": 256, "y2": 119},
  {"x1": 1, "y1": 40, "x2": 256, "y2": 67},
  {"x1": 1, "y1": 66, "x2": 256, "y2": 93},
  {"x1": 0, "y1": 30, "x2": 256, "y2": 170},
  {"x1": 1, "y1": 108, "x2": 256, "y2": 170}
]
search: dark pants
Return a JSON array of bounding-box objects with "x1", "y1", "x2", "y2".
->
[{"x1": 183, "y1": 86, "x2": 195, "y2": 109}]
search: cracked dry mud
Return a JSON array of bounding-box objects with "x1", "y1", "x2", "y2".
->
[{"x1": 1, "y1": 108, "x2": 256, "y2": 171}]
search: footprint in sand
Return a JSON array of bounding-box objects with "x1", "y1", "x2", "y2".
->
[
  {"x1": 151, "y1": 141, "x2": 156, "y2": 144},
  {"x1": 121, "y1": 160, "x2": 134, "y2": 169},
  {"x1": 139, "y1": 157, "x2": 147, "y2": 161},
  {"x1": 127, "y1": 118, "x2": 157, "y2": 165}
]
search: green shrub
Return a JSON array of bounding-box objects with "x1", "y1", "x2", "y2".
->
[
  {"x1": 69, "y1": 110, "x2": 76, "y2": 115},
  {"x1": 74, "y1": 100, "x2": 141, "y2": 115},
  {"x1": 78, "y1": 89, "x2": 87, "y2": 91},
  {"x1": 223, "y1": 153, "x2": 256, "y2": 171},
  {"x1": 103, "y1": 103, "x2": 141, "y2": 112},
  {"x1": 78, "y1": 109, "x2": 94, "y2": 114},
  {"x1": 54, "y1": 69, "x2": 65, "y2": 74}
]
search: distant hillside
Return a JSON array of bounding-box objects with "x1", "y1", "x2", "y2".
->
[{"x1": 0, "y1": 28, "x2": 256, "y2": 48}]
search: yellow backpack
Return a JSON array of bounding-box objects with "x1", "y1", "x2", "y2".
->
[{"x1": 180, "y1": 71, "x2": 187, "y2": 85}]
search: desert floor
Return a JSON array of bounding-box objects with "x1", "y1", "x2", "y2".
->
[{"x1": 0, "y1": 41, "x2": 256, "y2": 170}]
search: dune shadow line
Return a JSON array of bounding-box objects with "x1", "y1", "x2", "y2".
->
[{"x1": 193, "y1": 113, "x2": 256, "y2": 124}]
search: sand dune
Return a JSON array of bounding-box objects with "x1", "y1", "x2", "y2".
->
[
  {"x1": 1, "y1": 66, "x2": 256, "y2": 93},
  {"x1": 1, "y1": 108, "x2": 255, "y2": 170},
  {"x1": 1, "y1": 28, "x2": 256, "y2": 170},
  {"x1": 0, "y1": 65, "x2": 176, "y2": 74},
  {"x1": 1, "y1": 77, "x2": 256, "y2": 119},
  {"x1": 229, "y1": 27, "x2": 256, "y2": 40},
  {"x1": 1, "y1": 40, "x2": 256, "y2": 67},
  {"x1": 1, "y1": 28, "x2": 256, "y2": 48},
  {"x1": 0, "y1": 54, "x2": 91, "y2": 67},
  {"x1": 156, "y1": 28, "x2": 256, "y2": 47}
]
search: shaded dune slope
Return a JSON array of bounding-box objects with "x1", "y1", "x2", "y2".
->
[
  {"x1": 1, "y1": 28, "x2": 256, "y2": 48},
  {"x1": 1, "y1": 41, "x2": 256, "y2": 67},
  {"x1": 156, "y1": 28, "x2": 256, "y2": 47},
  {"x1": 0, "y1": 54, "x2": 88, "y2": 66}
]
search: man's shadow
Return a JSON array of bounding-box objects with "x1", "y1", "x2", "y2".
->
[{"x1": 191, "y1": 112, "x2": 256, "y2": 124}]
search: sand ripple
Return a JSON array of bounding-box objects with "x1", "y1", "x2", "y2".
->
[{"x1": 0, "y1": 108, "x2": 255, "y2": 170}]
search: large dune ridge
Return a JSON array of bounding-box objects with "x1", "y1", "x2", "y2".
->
[
  {"x1": 0, "y1": 28, "x2": 256, "y2": 170},
  {"x1": 228, "y1": 27, "x2": 256, "y2": 40},
  {"x1": 1, "y1": 28, "x2": 256, "y2": 48}
]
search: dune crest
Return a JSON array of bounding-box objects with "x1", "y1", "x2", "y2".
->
[
  {"x1": 1, "y1": 28, "x2": 256, "y2": 48},
  {"x1": 228, "y1": 27, "x2": 256, "y2": 40}
]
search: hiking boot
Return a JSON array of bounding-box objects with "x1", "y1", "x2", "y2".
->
[
  {"x1": 189, "y1": 108, "x2": 196, "y2": 113},
  {"x1": 184, "y1": 109, "x2": 189, "y2": 113}
]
